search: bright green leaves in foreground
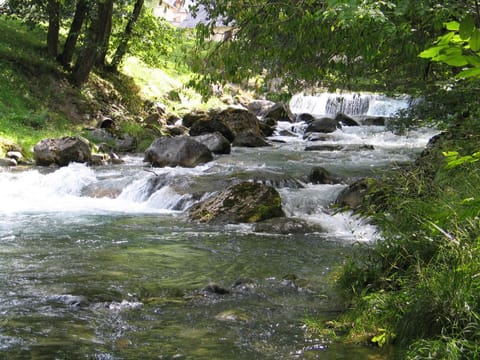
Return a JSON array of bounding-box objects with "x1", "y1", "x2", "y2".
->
[{"x1": 420, "y1": 14, "x2": 480, "y2": 78}]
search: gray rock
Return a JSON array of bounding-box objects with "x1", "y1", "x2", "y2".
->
[
  {"x1": 335, "y1": 112, "x2": 360, "y2": 126},
  {"x1": 232, "y1": 131, "x2": 270, "y2": 148},
  {"x1": 34, "y1": 136, "x2": 91, "y2": 167},
  {"x1": 253, "y1": 217, "x2": 325, "y2": 235},
  {"x1": 189, "y1": 119, "x2": 235, "y2": 142},
  {"x1": 336, "y1": 178, "x2": 375, "y2": 210},
  {"x1": 247, "y1": 99, "x2": 275, "y2": 117},
  {"x1": 189, "y1": 182, "x2": 284, "y2": 224},
  {"x1": 309, "y1": 167, "x2": 343, "y2": 184},
  {"x1": 192, "y1": 132, "x2": 231, "y2": 154},
  {"x1": 304, "y1": 117, "x2": 341, "y2": 134},
  {"x1": 0, "y1": 158, "x2": 17, "y2": 167},
  {"x1": 296, "y1": 113, "x2": 316, "y2": 124},
  {"x1": 144, "y1": 136, "x2": 213, "y2": 168},
  {"x1": 262, "y1": 102, "x2": 295, "y2": 124}
]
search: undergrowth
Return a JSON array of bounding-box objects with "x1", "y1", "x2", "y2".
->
[{"x1": 321, "y1": 120, "x2": 480, "y2": 358}]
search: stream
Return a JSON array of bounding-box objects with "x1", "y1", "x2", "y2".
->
[{"x1": 0, "y1": 93, "x2": 437, "y2": 359}]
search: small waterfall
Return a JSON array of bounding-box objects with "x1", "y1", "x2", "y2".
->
[{"x1": 289, "y1": 92, "x2": 410, "y2": 117}]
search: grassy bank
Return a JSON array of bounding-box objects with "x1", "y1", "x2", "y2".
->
[
  {"x1": 312, "y1": 108, "x2": 480, "y2": 358},
  {"x1": 0, "y1": 15, "x2": 227, "y2": 158}
]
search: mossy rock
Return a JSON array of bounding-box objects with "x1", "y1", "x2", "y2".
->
[{"x1": 189, "y1": 182, "x2": 284, "y2": 224}]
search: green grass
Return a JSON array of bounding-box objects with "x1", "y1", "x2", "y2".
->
[
  {"x1": 312, "y1": 123, "x2": 480, "y2": 358},
  {"x1": 0, "y1": 16, "x2": 218, "y2": 158},
  {"x1": 0, "y1": 16, "x2": 75, "y2": 156}
]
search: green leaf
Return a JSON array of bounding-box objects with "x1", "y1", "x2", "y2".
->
[
  {"x1": 438, "y1": 32, "x2": 455, "y2": 45},
  {"x1": 459, "y1": 15, "x2": 475, "y2": 40},
  {"x1": 418, "y1": 45, "x2": 448, "y2": 59},
  {"x1": 435, "y1": 48, "x2": 468, "y2": 66},
  {"x1": 455, "y1": 67, "x2": 480, "y2": 78},
  {"x1": 445, "y1": 21, "x2": 460, "y2": 31},
  {"x1": 469, "y1": 29, "x2": 480, "y2": 52},
  {"x1": 465, "y1": 55, "x2": 480, "y2": 67}
]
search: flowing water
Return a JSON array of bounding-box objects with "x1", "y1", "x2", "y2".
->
[{"x1": 0, "y1": 94, "x2": 437, "y2": 359}]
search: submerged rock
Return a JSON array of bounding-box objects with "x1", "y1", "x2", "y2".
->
[
  {"x1": 305, "y1": 144, "x2": 374, "y2": 152},
  {"x1": 336, "y1": 178, "x2": 377, "y2": 210},
  {"x1": 144, "y1": 136, "x2": 213, "y2": 168},
  {"x1": 361, "y1": 116, "x2": 386, "y2": 126},
  {"x1": 189, "y1": 182, "x2": 284, "y2": 224},
  {"x1": 309, "y1": 166, "x2": 343, "y2": 185},
  {"x1": 253, "y1": 217, "x2": 325, "y2": 235},
  {"x1": 34, "y1": 136, "x2": 91, "y2": 167},
  {"x1": 202, "y1": 282, "x2": 230, "y2": 295}
]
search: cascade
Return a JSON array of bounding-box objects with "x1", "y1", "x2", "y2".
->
[{"x1": 289, "y1": 92, "x2": 410, "y2": 117}]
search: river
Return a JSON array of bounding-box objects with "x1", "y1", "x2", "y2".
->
[{"x1": 0, "y1": 93, "x2": 437, "y2": 359}]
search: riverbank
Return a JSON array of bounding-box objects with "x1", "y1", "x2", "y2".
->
[
  {"x1": 312, "y1": 109, "x2": 480, "y2": 357},
  {"x1": 0, "y1": 16, "x2": 249, "y2": 160}
]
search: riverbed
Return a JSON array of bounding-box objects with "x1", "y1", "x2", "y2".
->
[{"x1": 0, "y1": 94, "x2": 437, "y2": 359}]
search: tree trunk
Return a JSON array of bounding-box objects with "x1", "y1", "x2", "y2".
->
[
  {"x1": 59, "y1": 0, "x2": 89, "y2": 68},
  {"x1": 109, "y1": 0, "x2": 145, "y2": 72},
  {"x1": 46, "y1": 0, "x2": 60, "y2": 57},
  {"x1": 95, "y1": 0, "x2": 114, "y2": 68},
  {"x1": 71, "y1": 0, "x2": 114, "y2": 86}
]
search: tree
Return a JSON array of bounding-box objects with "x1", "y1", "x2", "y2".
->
[
  {"x1": 71, "y1": 0, "x2": 114, "y2": 86},
  {"x1": 190, "y1": 0, "x2": 477, "y2": 94},
  {"x1": 108, "y1": 0, "x2": 145, "y2": 71},
  {"x1": 58, "y1": 0, "x2": 89, "y2": 68},
  {"x1": 46, "y1": 0, "x2": 60, "y2": 57}
]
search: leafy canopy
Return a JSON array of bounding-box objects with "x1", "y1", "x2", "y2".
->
[
  {"x1": 190, "y1": 0, "x2": 473, "y2": 94},
  {"x1": 419, "y1": 12, "x2": 480, "y2": 79}
]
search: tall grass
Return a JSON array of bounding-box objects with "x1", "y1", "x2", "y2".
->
[{"x1": 328, "y1": 133, "x2": 480, "y2": 358}]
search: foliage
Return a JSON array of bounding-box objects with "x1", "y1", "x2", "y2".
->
[
  {"x1": 190, "y1": 0, "x2": 473, "y2": 95},
  {"x1": 328, "y1": 126, "x2": 480, "y2": 357},
  {"x1": 419, "y1": 12, "x2": 480, "y2": 79},
  {"x1": 109, "y1": 5, "x2": 177, "y2": 69}
]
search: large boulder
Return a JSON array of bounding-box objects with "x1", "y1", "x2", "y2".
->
[
  {"x1": 34, "y1": 136, "x2": 91, "y2": 166},
  {"x1": 247, "y1": 99, "x2": 275, "y2": 117},
  {"x1": 335, "y1": 113, "x2": 360, "y2": 126},
  {"x1": 211, "y1": 107, "x2": 261, "y2": 137},
  {"x1": 85, "y1": 129, "x2": 136, "y2": 152},
  {"x1": 182, "y1": 110, "x2": 209, "y2": 128},
  {"x1": 232, "y1": 131, "x2": 270, "y2": 147},
  {"x1": 189, "y1": 119, "x2": 235, "y2": 142},
  {"x1": 304, "y1": 117, "x2": 341, "y2": 134},
  {"x1": 144, "y1": 136, "x2": 213, "y2": 168},
  {"x1": 189, "y1": 182, "x2": 284, "y2": 224},
  {"x1": 192, "y1": 132, "x2": 231, "y2": 154},
  {"x1": 262, "y1": 102, "x2": 295, "y2": 125}
]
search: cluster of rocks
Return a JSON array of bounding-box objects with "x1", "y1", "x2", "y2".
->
[{"x1": 1, "y1": 99, "x2": 376, "y2": 226}]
